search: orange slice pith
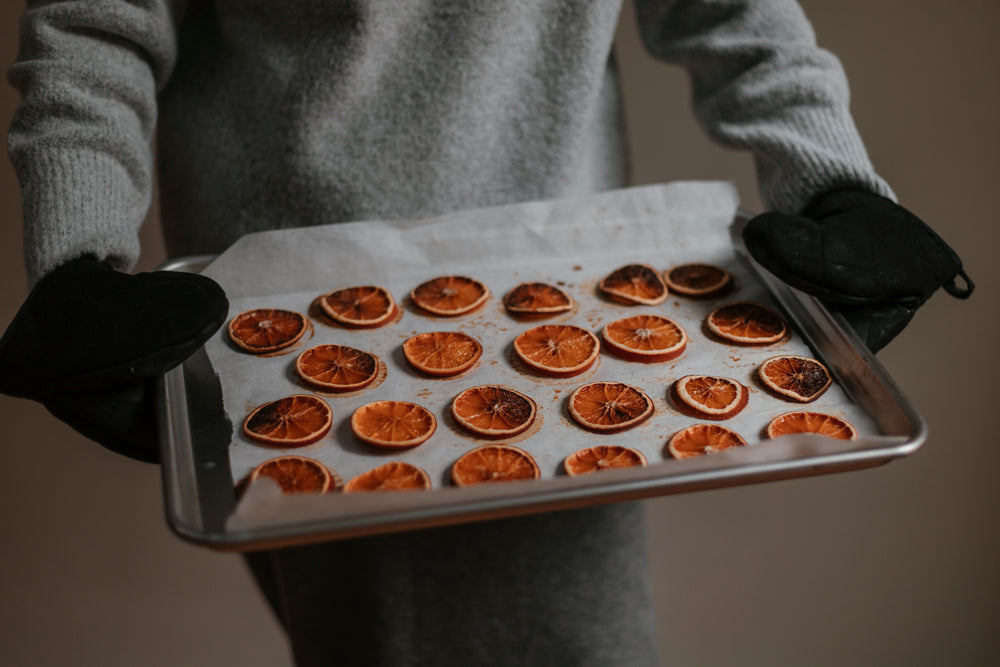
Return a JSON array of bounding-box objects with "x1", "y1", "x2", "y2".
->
[
  {"x1": 295, "y1": 344, "x2": 379, "y2": 392},
  {"x1": 766, "y1": 411, "x2": 858, "y2": 440},
  {"x1": 664, "y1": 263, "x2": 732, "y2": 298},
  {"x1": 504, "y1": 282, "x2": 574, "y2": 315},
  {"x1": 598, "y1": 264, "x2": 668, "y2": 305},
  {"x1": 671, "y1": 375, "x2": 748, "y2": 420},
  {"x1": 450, "y1": 444, "x2": 540, "y2": 486},
  {"x1": 513, "y1": 324, "x2": 600, "y2": 377},
  {"x1": 602, "y1": 314, "x2": 687, "y2": 362},
  {"x1": 228, "y1": 308, "x2": 308, "y2": 354},
  {"x1": 243, "y1": 394, "x2": 333, "y2": 447},
  {"x1": 343, "y1": 461, "x2": 432, "y2": 492},
  {"x1": 451, "y1": 386, "x2": 537, "y2": 438},
  {"x1": 667, "y1": 424, "x2": 747, "y2": 459},
  {"x1": 568, "y1": 381, "x2": 654, "y2": 433},
  {"x1": 758, "y1": 355, "x2": 832, "y2": 403},
  {"x1": 706, "y1": 301, "x2": 787, "y2": 345},
  {"x1": 411, "y1": 275, "x2": 490, "y2": 316},
  {"x1": 249, "y1": 455, "x2": 339, "y2": 493},
  {"x1": 402, "y1": 331, "x2": 483, "y2": 377},
  {"x1": 563, "y1": 446, "x2": 647, "y2": 476},
  {"x1": 320, "y1": 285, "x2": 396, "y2": 327},
  {"x1": 350, "y1": 400, "x2": 437, "y2": 450}
]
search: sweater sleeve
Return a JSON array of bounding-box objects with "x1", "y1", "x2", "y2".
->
[
  {"x1": 634, "y1": 0, "x2": 895, "y2": 213},
  {"x1": 7, "y1": 0, "x2": 188, "y2": 284}
]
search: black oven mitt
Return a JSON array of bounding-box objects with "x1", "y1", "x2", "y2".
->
[
  {"x1": 0, "y1": 257, "x2": 229, "y2": 462},
  {"x1": 742, "y1": 189, "x2": 973, "y2": 352}
]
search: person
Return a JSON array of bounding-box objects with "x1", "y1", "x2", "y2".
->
[{"x1": 0, "y1": 1, "x2": 971, "y2": 665}]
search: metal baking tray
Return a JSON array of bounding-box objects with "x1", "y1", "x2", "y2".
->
[{"x1": 157, "y1": 217, "x2": 925, "y2": 552}]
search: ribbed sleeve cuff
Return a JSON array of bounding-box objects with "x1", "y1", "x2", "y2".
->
[{"x1": 17, "y1": 149, "x2": 147, "y2": 284}]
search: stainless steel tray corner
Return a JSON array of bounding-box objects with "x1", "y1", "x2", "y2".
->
[{"x1": 157, "y1": 217, "x2": 926, "y2": 552}]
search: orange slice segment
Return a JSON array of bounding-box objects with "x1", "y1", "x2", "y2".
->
[
  {"x1": 766, "y1": 411, "x2": 858, "y2": 440},
  {"x1": 503, "y1": 282, "x2": 574, "y2": 315},
  {"x1": 602, "y1": 314, "x2": 687, "y2": 362},
  {"x1": 758, "y1": 355, "x2": 832, "y2": 402},
  {"x1": 343, "y1": 461, "x2": 432, "y2": 492},
  {"x1": 667, "y1": 424, "x2": 747, "y2": 459},
  {"x1": 243, "y1": 395, "x2": 333, "y2": 447},
  {"x1": 295, "y1": 344, "x2": 379, "y2": 392},
  {"x1": 451, "y1": 386, "x2": 537, "y2": 439},
  {"x1": 320, "y1": 285, "x2": 396, "y2": 328},
  {"x1": 568, "y1": 381, "x2": 654, "y2": 433},
  {"x1": 513, "y1": 324, "x2": 600, "y2": 377},
  {"x1": 598, "y1": 264, "x2": 668, "y2": 305},
  {"x1": 402, "y1": 331, "x2": 483, "y2": 377},
  {"x1": 350, "y1": 400, "x2": 437, "y2": 450},
  {"x1": 663, "y1": 263, "x2": 732, "y2": 298},
  {"x1": 671, "y1": 375, "x2": 748, "y2": 420},
  {"x1": 411, "y1": 275, "x2": 490, "y2": 316},
  {"x1": 706, "y1": 301, "x2": 787, "y2": 345},
  {"x1": 563, "y1": 445, "x2": 647, "y2": 476},
  {"x1": 450, "y1": 445, "x2": 540, "y2": 486},
  {"x1": 249, "y1": 455, "x2": 340, "y2": 493},
  {"x1": 228, "y1": 308, "x2": 308, "y2": 354}
]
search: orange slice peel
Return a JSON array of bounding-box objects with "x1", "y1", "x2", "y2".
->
[
  {"x1": 451, "y1": 386, "x2": 537, "y2": 439},
  {"x1": 228, "y1": 308, "x2": 308, "y2": 354},
  {"x1": 295, "y1": 344, "x2": 379, "y2": 392},
  {"x1": 402, "y1": 331, "x2": 483, "y2": 377},
  {"x1": 343, "y1": 461, "x2": 432, "y2": 492},
  {"x1": 350, "y1": 400, "x2": 437, "y2": 450},
  {"x1": 598, "y1": 264, "x2": 668, "y2": 305},
  {"x1": 667, "y1": 423, "x2": 747, "y2": 459},
  {"x1": 450, "y1": 444, "x2": 540, "y2": 486},
  {"x1": 663, "y1": 263, "x2": 732, "y2": 298},
  {"x1": 602, "y1": 314, "x2": 687, "y2": 362},
  {"x1": 563, "y1": 445, "x2": 647, "y2": 476},
  {"x1": 320, "y1": 285, "x2": 396, "y2": 328},
  {"x1": 706, "y1": 301, "x2": 787, "y2": 345},
  {"x1": 671, "y1": 375, "x2": 748, "y2": 420},
  {"x1": 513, "y1": 324, "x2": 600, "y2": 377},
  {"x1": 765, "y1": 411, "x2": 858, "y2": 440},
  {"x1": 243, "y1": 394, "x2": 333, "y2": 447},
  {"x1": 568, "y1": 381, "x2": 654, "y2": 433},
  {"x1": 758, "y1": 355, "x2": 833, "y2": 402},
  {"x1": 411, "y1": 275, "x2": 490, "y2": 317},
  {"x1": 249, "y1": 455, "x2": 340, "y2": 494}
]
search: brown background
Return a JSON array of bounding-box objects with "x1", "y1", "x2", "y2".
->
[{"x1": 1, "y1": 2, "x2": 997, "y2": 665}]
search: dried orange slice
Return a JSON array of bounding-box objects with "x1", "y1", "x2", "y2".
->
[
  {"x1": 765, "y1": 412, "x2": 858, "y2": 440},
  {"x1": 402, "y1": 331, "x2": 483, "y2": 377},
  {"x1": 503, "y1": 282, "x2": 574, "y2": 315},
  {"x1": 450, "y1": 444, "x2": 540, "y2": 486},
  {"x1": 563, "y1": 445, "x2": 647, "y2": 476},
  {"x1": 598, "y1": 264, "x2": 668, "y2": 305},
  {"x1": 663, "y1": 263, "x2": 732, "y2": 298},
  {"x1": 451, "y1": 386, "x2": 537, "y2": 438},
  {"x1": 602, "y1": 314, "x2": 687, "y2": 362},
  {"x1": 568, "y1": 381, "x2": 654, "y2": 433},
  {"x1": 758, "y1": 355, "x2": 832, "y2": 402},
  {"x1": 513, "y1": 324, "x2": 600, "y2": 377},
  {"x1": 411, "y1": 275, "x2": 490, "y2": 316},
  {"x1": 343, "y1": 461, "x2": 432, "y2": 492},
  {"x1": 249, "y1": 455, "x2": 340, "y2": 493},
  {"x1": 706, "y1": 301, "x2": 787, "y2": 345},
  {"x1": 671, "y1": 375, "x2": 748, "y2": 420},
  {"x1": 350, "y1": 400, "x2": 437, "y2": 450},
  {"x1": 228, "y1": 308, "x2": 308, "y2": 354},
  {"x1": 243, "y1": 394, "x2": 333, "y2": 447},
  {"x1": 320, "y1": 285, "x2": 396, "y2": 328},
  {"x1": 295, "y1": 344, "x2": 379, "y2": 392},
  {"x1": 667, "y1": 424, "x2": 747, "y2": 459}
]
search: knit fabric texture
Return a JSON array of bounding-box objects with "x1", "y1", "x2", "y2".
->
[{"x1": 8, "y1": 0, "x2": 892, "y2": 283}]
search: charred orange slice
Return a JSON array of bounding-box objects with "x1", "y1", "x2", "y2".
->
[
  {"x1": 343, "y1": 461, "x2": 432, "y2": 492},
  {"x1": 295, "y1": 344, "x2": 379, "y2": 392},
  {"x1": 513, "y1": 324, "x2": 600, "y2": 377},
  {"x1": 758, "y1": 355, "x2": 832, "y2": 403},
  {"x1": 450, "y1": 445, "x2": 540, "y2": 486},
  {"x1": 320, "y1": 285, "x2": 396, "y2": 328},
  {"x1": 350, "y1": 400, "x2": 436, "y2": 450},
  {"x1": 243, "y1": 395, "x2": 334, "y2": 447},
  {"x1": 402, "y1": 331, "x2": 483, "y2": 377},
  {"x1": 563, "y1": 445, "x2": 647, "y2": 476},
  {"x1": 667, "y1": 424, "x2": 747, "y2": 459},
  {"x1": 568, "y1": 381, "x2": 654, "y2": 433},
  {"x1": 671, "y1": 375, "x2": 748, "y2": 420},
  {"x1": 228, "y1": 308, "x2": 308, "y2": 354},
  {"x1": 706, "y1": 301, "x2": 787, "y2": 345},
  {"x1": 663, "y1": 263, "x2": 732, "y2": 298},
  {"x1": 503, "y1": 282, "x2": 574, "y2": 315},
  {"x1": 598, "y1": 263, "x2": 668, "y2": 305},
  {"x1": 602, "y1": 314, "x2": 687, "y2": 362},
  {"x1": 411, "y1": 275, "x2": 490, "y2": 316},
  {"x1": 451, "y1": 386, "x2": 537, "y2": 439},
  {"x1": 765, "y1": 411, "x2": 858, "y2": 440}
]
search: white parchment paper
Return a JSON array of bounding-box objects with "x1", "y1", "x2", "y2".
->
[{"x1": 199, "y1": 182, "x2": 878, "y2": 532}]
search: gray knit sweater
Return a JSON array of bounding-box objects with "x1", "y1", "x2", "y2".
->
[{"x1": 8, "y1": 0, "x2": 892, "y2": 284}]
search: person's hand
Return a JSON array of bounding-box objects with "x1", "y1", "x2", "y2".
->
[
  {"x1": 0, "y1": 257, "x2": 228, "y2": 462},
  {"x1": 742, "y1": 189, "x2": 973, "y2": 352}
]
